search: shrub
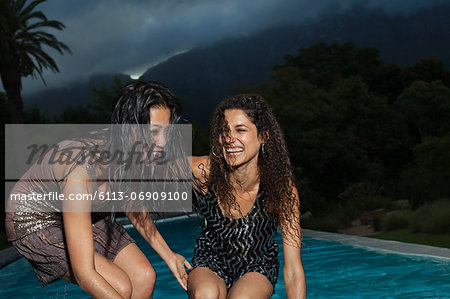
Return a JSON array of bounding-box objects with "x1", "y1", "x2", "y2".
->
[
  {"x1": 302, "y1": 215, "x2": 346, "y2": 233},
  {"x1": 409, "y1": 199, "x2": 450, "y2": 233},
  {"x1": 371, "y1": 213, "x2": 383, "y2": 231},
  {"x1": 382, "y1": 210, "x2": 411, "y2": 231},
  {"x1": 339, "y1": 182, "x2": 392, "y2": 220}
]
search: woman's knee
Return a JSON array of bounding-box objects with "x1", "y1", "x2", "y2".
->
[
  {"x1": 227, "y1": 293, "x2": 253, "y2": 299},
  {"x1": 189, "y1": 283, "x2": 223, "y2": 299},
  {"x1": 138, "y1": 263, "x2": 156, "y2": 285},
  {"x1": 115, "y1": 276, "x2": 132, "y2": 299},
  {"x1": 114, "y1": 244, "x2": 156, "y2": 296},
  {"x1": 132, "y1": 262, "x2": 156, "y2": 295}
]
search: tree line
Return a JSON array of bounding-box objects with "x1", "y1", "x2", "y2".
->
[{"x1": 236, "y1": 41, "x2": 450, "y2": 228}]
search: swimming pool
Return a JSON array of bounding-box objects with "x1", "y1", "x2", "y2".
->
[{"x1": 1, "y1": 216, "x2": 449, "y2": 298}]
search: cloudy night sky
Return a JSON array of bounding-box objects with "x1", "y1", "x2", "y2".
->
[{"x1": 19, "y1": 0, "x2": 448, "y2": 96}]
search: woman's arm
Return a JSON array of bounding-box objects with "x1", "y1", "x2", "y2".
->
[
  {"x1": 61, "y1": 166, "x2": 122, "y2": 298},
  {"x1": 282, "y1": 185, "x2": 306, "y2": 299},
  {"x1": 126, "y1": 211, "x2": 192, "y2": 290},
  {"x1": 124, "y1": 156, "x2": 208, "y2": 290},
  {"x1": 191, "y1": 155, "x2": 210, "y2": 192},
  {"x1": 283, "y1": 242, "x2": 306, "y2": 299}
]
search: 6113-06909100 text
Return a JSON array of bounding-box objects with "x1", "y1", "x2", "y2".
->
[{"x1": 9, "y1": 191, "x2": 189, "y2": 201}]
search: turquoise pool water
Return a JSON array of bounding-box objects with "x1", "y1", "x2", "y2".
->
[{"x1": 1, "y1": 216, "x2": 449, "y2": 298}]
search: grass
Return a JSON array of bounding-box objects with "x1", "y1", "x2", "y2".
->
[{"x1": 368, "y1": 228, "x2": 450, "y2": 249}]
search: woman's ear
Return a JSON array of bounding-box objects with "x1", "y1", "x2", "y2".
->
[{"x1": 259, "y1": 130, "x2": 269, "y2": 144}]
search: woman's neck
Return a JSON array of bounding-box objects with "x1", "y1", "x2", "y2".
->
[{"x1": 229, "y1": 159, "x2": 260, "y2": 193}]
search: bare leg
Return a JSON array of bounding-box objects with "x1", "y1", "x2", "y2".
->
[
  {"x1": 227, "y1": 272, "x2": 273, "y2": 299},
  {"x1": 113, "y1": 243, "x2": 156, "y2": 299},
  {"x1": 188, "y1": 267, "x2": 227, "y2": 299},
  {"x1": 63, "y1": 252, "x2": 133, "y2": 299}
]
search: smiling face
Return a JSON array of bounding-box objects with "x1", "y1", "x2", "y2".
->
[
  {"x1": 148, "y1": 106, "x2": 171, "y2": 160},
  {"x1": 221, "y1": 109, "x2": 263, "y2": 168}
]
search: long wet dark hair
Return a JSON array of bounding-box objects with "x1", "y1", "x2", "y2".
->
[
  {"x1": 107, "y1": 81, "x2": 182, "y2": 193},
  {"x1": 106, "y1": 81, "x2": 187, "y2": 221},
  {"x1": 67, "y1": 81, "x2": 187, "y2": 215},
  {"x1": 110, "y1": 81, "x2": 180, "y2": 125},
  {"x1": 203, "y1": 94, "x2": 301, "y2": 243}
]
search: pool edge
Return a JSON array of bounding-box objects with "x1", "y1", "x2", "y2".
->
[{"x1": 302, "y1": 229, "x2": 450, "y2": 261}]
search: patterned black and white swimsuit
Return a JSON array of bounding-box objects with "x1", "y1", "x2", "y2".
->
[{"x1": 190, "y1": 185, "x2": 279, "y2": 290}]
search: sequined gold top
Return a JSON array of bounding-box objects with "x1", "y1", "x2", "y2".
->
[{"x1": 6, "y1": 140, "x2": 104, "y2": 241}]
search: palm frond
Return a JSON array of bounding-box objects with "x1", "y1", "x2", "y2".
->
[
  {"x1": 20, "y1": 10, "x2": 48, "y2": 24},
  {"x1": 18, "y1": 0, "x2": 46, "y2": 19},
  {"x1": 27, "y1": 20, "x2": 66, "y2": 32},
  {"x1": 0, "y1": 0, "x2": 71, "y2": 83}
]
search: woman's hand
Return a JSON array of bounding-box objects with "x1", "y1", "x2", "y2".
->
[
  {"x1": 165, "y1": 253, "x2": 192, "y2": 291},
  {"x1": 127, "y1": 211, "x2": 193, "y2": 291}
]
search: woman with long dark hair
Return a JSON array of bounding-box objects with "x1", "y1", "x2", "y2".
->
[
  {"x1": 188, "y1": 94, "x2": 306, "y2": 298},
  {"x1": 6, "y1": 81, "x2": 192, "y2": 298}
]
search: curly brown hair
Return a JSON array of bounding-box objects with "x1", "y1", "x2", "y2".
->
[{"x1": 203, "y1": 94, "x2": 301, "y2": 244}]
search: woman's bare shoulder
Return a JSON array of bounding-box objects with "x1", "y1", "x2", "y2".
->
[
  {"x1": 191, "y1": 156, "x2": 210, "y2": 192},
  {"x1": 51, "y1": 140, "x2": 95, "y2": 181},
  {"x1": 191, "y1": 156, "x2": 210, "y2": 176}
]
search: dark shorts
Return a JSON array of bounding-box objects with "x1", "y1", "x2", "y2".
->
[
  {"x1": 190, "y1": 243, "x2": 279, "y2": 292},
  {"x1": 12, "y1": 216, "x2": 135, "y2": 286}
]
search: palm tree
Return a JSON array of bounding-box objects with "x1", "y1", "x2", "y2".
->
[{"x1": 0, "y1": 0, "x2": 71, "y2": 123}]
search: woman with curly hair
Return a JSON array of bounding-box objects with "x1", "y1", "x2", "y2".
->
[{"x1": 188, "y1": 94, "x2": 306, "y2": 298}]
